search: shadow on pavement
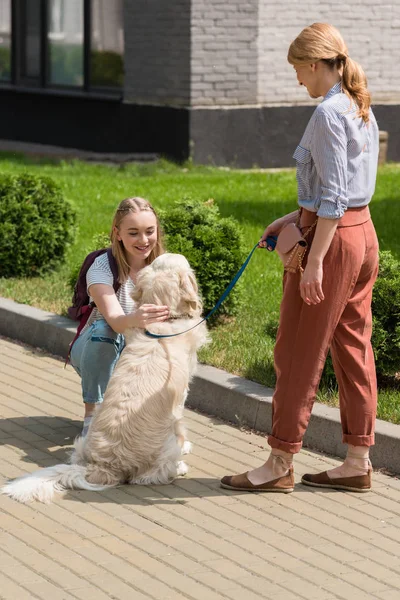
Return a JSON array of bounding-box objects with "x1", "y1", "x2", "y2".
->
[{"x1": 0, "y1": 415, "x2": 329, "y2": 504}]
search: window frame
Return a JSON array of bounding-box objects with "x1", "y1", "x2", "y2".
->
[{"x1": 6, "y1": 0, "x2": 122, "y2": 97}]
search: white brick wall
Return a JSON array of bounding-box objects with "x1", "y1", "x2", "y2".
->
[
  {"x1": 258, "y1": 1, "x2": 400, "y2": 105},
  {"x1": 191, "y1": 0, "x2": 258, "y2": 106},
  {"x1": 123, "y1": 0, "x2": 400, "y2": 107}
]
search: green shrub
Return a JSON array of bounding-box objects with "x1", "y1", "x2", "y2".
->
[
  {"x1": 159, "y1": 198, "x2": 247, "y2": 320},
  {"x1": 371, "y1": 250, "x2": 400, "y2": 379},
  {"x1": 0, "y1": 173, "x2": 76, "y2": 277},
  {"x1": 320, "y1": 249, "x2": 400, "y2": 388},
  {"x1": 69, "y1": 232, "x2": 111, "y2": 289}
]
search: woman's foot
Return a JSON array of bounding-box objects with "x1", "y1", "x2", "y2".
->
[
  {"x1": 247, "y1": 451, "x2": 293, "y2": 485},
  {"x1": 220, "y1": 450, "x2": 295, "y2": 493},
  {"x1": 325, "y1": 457, "x2": 370, "y2": 480},
  {"x1": 301, "y1": 468, "x2": 372, "y2": 492},
  {"x1": 301, "y1": 446, "x2": 372, "y2": 492},
  {"x1": 326, "y1": 445, "x2": 370, "y2": 479}
]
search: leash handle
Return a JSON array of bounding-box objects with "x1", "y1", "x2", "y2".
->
[{"x1": 145, "y1": 243, "x2": 260, "y2": 339}]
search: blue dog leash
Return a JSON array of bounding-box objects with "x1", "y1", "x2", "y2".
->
[{"x1": 144, "y1": 235, "x2": 277, "y2": 340}]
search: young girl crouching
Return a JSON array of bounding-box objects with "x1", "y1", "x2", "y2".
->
[{"x1": 70, "y1": 197, "x2": 170, "y2": 435}]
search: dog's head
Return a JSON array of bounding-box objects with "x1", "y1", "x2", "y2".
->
[{"x1": 132, "y1": 253, "x2": 202, "y2": 318}]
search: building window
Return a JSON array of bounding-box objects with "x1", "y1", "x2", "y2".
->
[
  {"x1": 6, "y1": 0, "x2": 123, "y2": 93},
  {"x1": 48, "y1": 0, "x2": 84, "y2": 86},
  {"x1": 20, "y1": 0, "x2": 41, "y2": 83},
  {"x1": 0, "y1": 0, "x2": 11, "y2": 81},
  {"x1": 90, "y1": 0, "x2": 124, "y2": 88}
]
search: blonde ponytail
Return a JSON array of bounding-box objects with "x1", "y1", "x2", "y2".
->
[{"x1": 341, "y1": 56, "x2": 371, "y2": 123}]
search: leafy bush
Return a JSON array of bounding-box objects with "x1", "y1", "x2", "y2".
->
[
  {"x1": 69, "y1": 232, "x2": 111, "y2": 289},
  {"x1": 371, "y1": 250, "x2": 400, "y2": 379},
  {"x1": 159, "y1": 198, "x2": 247, "y2": 320},
  {"x1": 320, "y1": 249, "x2": 400, "y2": 388},
  {"x1": 0, "y1": 173, "x2": 76, "y2": 277}
]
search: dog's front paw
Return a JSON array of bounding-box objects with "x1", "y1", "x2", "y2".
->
[
  {"x1": 177, "y1": 461, "x2": 189, "y2": 476},
  {"x1": 182, "y1": 441, "x2": 192, "y2": 455}
]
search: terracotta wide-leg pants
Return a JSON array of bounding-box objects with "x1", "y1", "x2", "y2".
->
[{"x1": 268, "y1": 206, "x2": 379, "y2": 454}]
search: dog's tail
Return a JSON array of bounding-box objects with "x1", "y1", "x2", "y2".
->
[{"x1": 1, "y1": 464, "x2": 112, "y2": 504}]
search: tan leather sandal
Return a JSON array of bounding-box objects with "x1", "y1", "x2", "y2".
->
[{"x1": 220, "y1": 466, "x2": 295, "y2": 493}]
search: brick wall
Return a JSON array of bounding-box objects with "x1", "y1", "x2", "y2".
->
[
  {"x1": 190, "y1": 0, "x2": 258, "y2": 106},
  {"x1": 123, "y1": 0, "x2": 400, "y2": 108},
  {"x1": 258, "y1": 1, "x2": 400, "y2": 105}
]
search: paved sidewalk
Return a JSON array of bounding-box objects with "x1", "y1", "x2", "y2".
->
[{"x1": 0, "y1": 337, "x2": 400, "y2": 600}]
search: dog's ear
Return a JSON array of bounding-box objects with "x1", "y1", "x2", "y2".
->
[
  {"x1": 131, "y1": 267, "x2": 154, "y2": 305},
  {"x1": 179, "y1": 271, "x2": 201, "y2": 314}
]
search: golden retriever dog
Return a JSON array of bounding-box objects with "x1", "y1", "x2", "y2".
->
[{"x1": 1, "y1": 254, "x2": 208, "y2": 503}]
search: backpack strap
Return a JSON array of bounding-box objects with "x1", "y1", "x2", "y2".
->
[
  {"x1": 65, "y1": 248, "x2": 121, "y2": 368},
  {"x1": 106, "y1": 247, "x2": 121, "y2": 294}
]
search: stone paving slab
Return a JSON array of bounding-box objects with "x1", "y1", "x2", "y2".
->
[{"x1": 0, "y1": 336, "x2": 400, "y2": 600}]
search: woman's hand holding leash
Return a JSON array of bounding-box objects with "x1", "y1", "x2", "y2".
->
[
  {"x1": 259, "y1": 217, "x2": 286, "y2": 250},
  {"x1": 259, "y1": 211, "x2": 301, "y2": 251}
]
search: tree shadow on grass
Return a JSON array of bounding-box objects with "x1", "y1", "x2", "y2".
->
[
  {"x1": 215, "y1": 198, "x2": 298, "y2": 227},
  {"x1": 242, "y1": 360, "x2": 276, "y2": 389}
]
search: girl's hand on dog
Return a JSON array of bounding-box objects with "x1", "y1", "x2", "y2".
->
[{"x1": 130, "y1": 304, "x2": 170, "y2": 328}]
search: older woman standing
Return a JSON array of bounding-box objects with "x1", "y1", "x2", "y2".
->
[{"x1": 221, "y1": 23, "x2": 379, "y2": 493}]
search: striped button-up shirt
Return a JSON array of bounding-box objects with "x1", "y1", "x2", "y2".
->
[{"x1": 293, "y1": 82, "x2": 379, "y2": 219}]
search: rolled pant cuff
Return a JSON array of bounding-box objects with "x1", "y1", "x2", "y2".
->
[
  {"x1": 268, "y1": 435, "x2": 302, "y2": 454},
  {"x1": 342, "y1": 433, "x2": 375, "y2": 447},
  {"x1": 83, "y1": 397, "x2": 103, "y2": 405}
]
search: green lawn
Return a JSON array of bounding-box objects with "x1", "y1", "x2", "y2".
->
[{"x1": 1, "y1": 154, "x2": 399, "y2": 424}]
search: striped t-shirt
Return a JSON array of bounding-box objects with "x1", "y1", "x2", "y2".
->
[{"x1": 81, "y1": 252, "x2": 135, "y2": 333}]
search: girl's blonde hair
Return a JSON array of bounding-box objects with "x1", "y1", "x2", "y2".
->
[
  {"x1": 110, "y1": 197, "x2": 164, "y2": 283},
  {"x1": 287, "y1": 23, "x2": 371, "y2": 123}
]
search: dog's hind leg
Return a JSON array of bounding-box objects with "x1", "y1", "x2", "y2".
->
[
  {"x1": 85, "y1": 465, "x2": 121, "y2": 487},
  {"x1": 131, "y1": 433, "x2": 185, "y2": 485}
]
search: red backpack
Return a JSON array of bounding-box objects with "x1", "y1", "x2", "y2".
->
[{"x1": 66, "y1": 248, "x2": 121, "y2": 361}]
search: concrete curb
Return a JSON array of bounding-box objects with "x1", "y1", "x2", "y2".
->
[{"x1": 1, "y1": 296, "x2": 399, "y2": 473}]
